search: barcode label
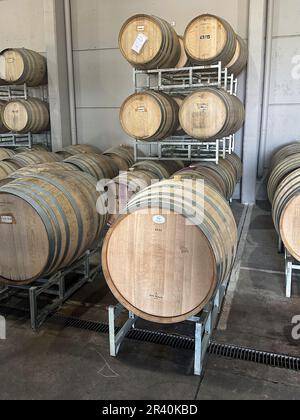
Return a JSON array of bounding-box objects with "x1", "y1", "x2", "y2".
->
[{"x1": 132, "y1": 33, "x2": 148, "y2": 54}]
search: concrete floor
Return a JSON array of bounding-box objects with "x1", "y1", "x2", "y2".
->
[{"x1": 0, "y1": 201, "x2": 300, "y2": 400}]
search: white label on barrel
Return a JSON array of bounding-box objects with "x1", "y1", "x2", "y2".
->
[
  {"x1": 153, "y1": 215, "x2": 166, "y2": 225},
  {"x1": 0, "y1": 215, "x2": 15, "y2": 224},
  {"x1": 0, "y1": 55, "x2": 6, "y2": 79},
  {"x1": 132, "y1": 33, "x2": 148, "y2": 54},
  {"x1": 137, "y1": 106, "x2": 146, "y2": 112}
]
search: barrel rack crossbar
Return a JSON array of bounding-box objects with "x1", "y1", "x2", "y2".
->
[
  {"x1": 108, "y1": 280, "x2": 227, "y2": 377},
  {"x1": 0, "y1": 83, "x2": 51, "y2": 149},
  {"x1": 133, "y1": 62, "x2": 238, "y2": 163},
  {"x1": 134, "y1": 135, "x2": 235, "y2": 164},
  {"x1": 134, "y1": 62, "x2": 237, "y2": 96},
  {"x1": 0, "y1": 248, "x2": 101, "y2": 331},
  {"x1": 278, "y1": 236, "x2": 300, "y2": 298}
]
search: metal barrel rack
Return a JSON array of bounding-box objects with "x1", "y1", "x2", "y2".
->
[
  {"x1": 132, "y1": 62, "x2": 238, "y2": 164},
  {"x1": 108, "y1": 277, "x2": 227, "y2": 377},
  {"x1": 0, "y1": 247, "x2": 101, "y2": 331},
  {"x1": 0, "y1": 83, "x2": 51, "y2": 150},
  {"x1": 278, "y1": 236, "x2": 300, "y2": 298}
]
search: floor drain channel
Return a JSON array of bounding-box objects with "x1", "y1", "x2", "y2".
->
[{"x1": 51, "y1": 315, "x2": 300, "y2": 371}]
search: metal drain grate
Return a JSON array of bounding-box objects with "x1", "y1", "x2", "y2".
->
[
  {"x1": 209, "y1": 342, "x2": 300, "y2": 371},
  {"x1": 51, "y1": 315, "x2": 300, "y2": 372}
]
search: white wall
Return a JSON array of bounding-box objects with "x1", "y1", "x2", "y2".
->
[
  {"x1": 0, "y1": 0, "x2": 45, "y2": 53},
  {"x1": 70, "y1": 0, "x2": 250, "y2": 153},
  {"x1": 264, "y1": 0, "x2": 300, "y2": 168}
]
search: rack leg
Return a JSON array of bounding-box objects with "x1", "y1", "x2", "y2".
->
[
  {"x1": 109, "y1": 305, "x2": 137, "y2": 357},
  {"x1": 286, "y1": 260, "x2": 293, "y2": 299},
  {"x1": 194, "y1": 321, "x2": 203, "y2": 376}
]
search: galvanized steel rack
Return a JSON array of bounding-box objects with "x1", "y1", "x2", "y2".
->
[
  {"x1": 0, "y1": 248, "x2": 101, "y2": 331},
  {"x1": 108, "y1": 278, "x2": 227, "y2": 377},
  {"x1": 134, "y1": 62, "x2": 237, "y2": 96},
  {"x1": 0, "y1": 83, "x2": 51, "y2": 150},
  {"x1": 134, "y1": 136, "x2": 235, "y2": 164},
  {"x1": 132, "y1": 62, "x2": 238, "y2": 163},
  {"x1": 278, "y1": 236, "x2": 300, "y2": 298}
]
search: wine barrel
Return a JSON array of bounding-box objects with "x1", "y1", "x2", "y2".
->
[
  {"x1": 64, "y1": 154, "x2": 119, "y2": 180},
  {"x1": 191, "y1": 160, "x2": 237, "y2": 200},
  {"x1": 102, "y1": 179, "x2": 237, "y2": 324},
  {"x1": 184, "y1": 14, "x2": 236, "y2": 66},
  {"x1": 268, "y1": 154, "x2": 300, "y2": 203},
  {"x1": 103, "y1": 145, "x2": 135, "y2": 171},
  {"x1": 119, "y1": 14, "x2": 181, "y2": 70},
  {"x1": 15, "y1": 144, "x2": 49, "y2": 153},
  {"x1": 270, "y1": 142, "x2": 300, "y2": 172},
  {"x1": 10, "y1": 151, "x2": 61, "y2": 167},
  {"x1": 56, "y1": 144, "x2": 103, "y2": 159},
  {"x1": 226, "y1": 36, "x2": 248, "y2": 76},
  {"x1": 172, "y1": 167, "x2": 226, "y2": 198},
  {"x1": 0, "y1": 170, "x2": 106, "y2": 284},
  {"x1": 0, "y1": 101, "x2": 9, "y2": 133},
  {"x1": 0, "y1": 148, "x2": 15, "y2": 161},
  {"x1": 0, "y1": 48, "x2": 47, "y2": 87},
  {"x1": 172, "y1": 95, "x2": 186, "y2": 135},
  {"x1": 97, "y1": 170, "x2": 154, "y2": 226},
  {"x1": 131, "y1": 160, "x2": 184, "y2": 180},
  {"x1": 1, "y1": 98, "x2": 49, "y2": 134},
  {"x1": 226, "y1": 152, "x2": 243, "y2": 183},
  {"x1": 179, "y1": 88, "x2": 245, "y2": 140},
  {"x1": 175, "y1": 36, "x2": 190, "y2": 69},
  {"x1": 120, "y1": 91, "x2": 179, "y2": 141},
  {"x1": 272, "y1": 169, "x2": 300, "y2": 262},
  {"x1": 0, "y1": 160, "x2": 22, "y2": 182}
]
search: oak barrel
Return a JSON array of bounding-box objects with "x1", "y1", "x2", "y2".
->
[
  {"x1": 0, "y1": 101, "x2": 9, "y2": 133},
  {"x1": 103, "y1": 146, "x2": 135, "y2": 171},
  {"x1": 226, "y1": 36, "x2": 248, "y2": 76},
  {"x1": 64, "y1": 154, "x2": 119, "y2": 180},
  {"x1": 102, "y1": 179, "x2": 237, "y2": 324},
  {"x1": 270, "y1": 142, "x2": 300, "y2": 172},
  {"x1": 0, "y1": 48, "x2": 47, "y2": 87},
  {"x1": 0, "y1": 160, "x2": 22, "y2": 182},
  {"x1": 97, "y1": 170, "x2": 154, "y2": 226},
  {"x1": 175, "y1": 36, "x2": 190, "y2": 69},
  {"x1": 119, "y1": 14, "x2": 181, "y2": 70},
  {"x1": 131, "y1": 160, "x2": 184, "y2": 180},
  {"x1": 10, "y1": 151, "x2": 61, "y2": 167},
  {"x1": 56, "y1": 144, "x2": 103, "y2": 160},
  {"x1": 179, "y1": 88, "x2": 245, "y2": 140},
  {"x1": 184, "y1": 14, "x2": 236, "y2": 66},
  {"x1": 0, "y1": 148, "x2": 15, "y2": 161},
  {"x1": 0, "y1": 170, "x2": 106, "y2": 284},
  {"x1": 15, "y1": 144, "x2": 49, "y2": 153},
  {"x1": 120, "y1": 91, "x2": 179, "y2": 141},
  {"x1": 1, "y1": 98, "x2": 49, "y2": 134},
  {"x1": 272, "y1": 169, "x2": 300, "y2": 262},
  {"x1": 268, "y1": 153, "x2": 300, "y2": 203}
]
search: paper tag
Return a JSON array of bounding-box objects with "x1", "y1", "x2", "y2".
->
[
  {"x1": 198, "y1": 103, "x2": 208, "y2": 112},
  {"x1": 136, "y1": 106, "x2": 146, "y2": 112},
  {"x1": 132, "y1": 33, "x2": 148, "y2": 54},
  {"x1": 0, "y1": 214, "x2": 15, "y2": 224},
  {"x1": 0, "y1": 55, "x2": 6, "y2": 79},
  {"x1": 153, "y1": 215, "x2": 166, "y2": 225}
]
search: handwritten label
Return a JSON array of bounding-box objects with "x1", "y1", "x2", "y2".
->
[
  {"x1": 0, "y1": 214, "x2": 15, "y2": 225},
  {"x1": 132, "y1": 33, "x2": 148, "y2": 54}
]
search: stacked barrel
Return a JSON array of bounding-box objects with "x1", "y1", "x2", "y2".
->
[
  {"x1": 119, "y1": 14, "x2": 247, "y2": 142},
  {"x1": 268, "y1": 142, "x2": 300, "y2": 261},
  {"x1": 0, "y1": 48, "x2": 49, "y2": 135},
  {"x1": 0, "y1": 144, "x2": 135, "y2": 285},
  {"x1": 101, "y1": 153, "x2": 242, "y2": 323}
]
